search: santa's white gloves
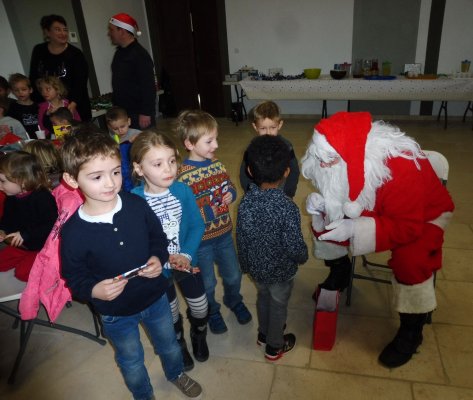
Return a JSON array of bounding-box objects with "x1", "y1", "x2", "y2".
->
[
  {"x1": 306, "y1": 192, "x2": 325, "y2": 215},
  {"x1": 319, "y1": 219, "x2": 355, "y2": 242}
]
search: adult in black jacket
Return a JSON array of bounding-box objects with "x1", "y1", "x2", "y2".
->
[
  {"x1": 29, "y1": 14, "x2": 92, "y2": 121},
  {"x1": 108, "y1": 13, "x2": 156, "y2": 130}
]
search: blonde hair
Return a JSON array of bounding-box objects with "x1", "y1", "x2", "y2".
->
[
  {"x1": 23, "y1": 140, "x2": 63, "y2": 188},
  {"x1": 130, "y1": 130, "x2": 179, "y2": 183},
  {"x1": 0, "y1": 151, "x2": 50, "y2": 191},
  {"x1": 36, "y1": 76, "x2": 67, "y2": 98},
  {"x1": 175, "y1": 109, "x2": 218, "y2": 145}
]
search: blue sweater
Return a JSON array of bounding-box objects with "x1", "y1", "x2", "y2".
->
[
  {"x1": 236, "y1": 184, "x2": 308, "y2": 284},
  {"x1": 132, "y1": 181, "x2": 205, "y2": 265},
  {"x1": 61, "y1": 192, "x2": 169, "y2": 316}
]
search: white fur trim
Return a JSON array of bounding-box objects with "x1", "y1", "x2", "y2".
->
[
  {"x1": 350, "y1": 217, "x2": 376, "y2": 256},
  {"x1": 313, "y1": 237, "x2": 348, "y2": 260},
  {"x1": 311, "y1": 214, "x2": 325, "y2": 233},
  {"x1": 429, "y1": 211, "x2": 453, "y2": 230},
  {"x1": 392, "y1": 275, "x2": 437, "y2": 313},
  {"x1": 343, "y1": 201, "x2": 363, "y2": 218}
]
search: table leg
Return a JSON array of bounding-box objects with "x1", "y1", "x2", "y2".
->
[
  {"x1": 233, "y1": 85, "x2": 247, "y2": 120},
  {"x1": 437, "y1": 101, "x2": 448, "y2": 130},
  {"x1": 322, "y1": 100, "x2": 327, "y2": 118},
  {"x1": 463, "y1": 101, "x2": 473, "y2": 130}
]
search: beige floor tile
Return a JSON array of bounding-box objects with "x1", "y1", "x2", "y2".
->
[
  {"x1": 153, "y1": 356, "x2": 275, "y2": 400},
  {"x1": 434, "y1": 324, "x2": 473, "y2": 389},
  {"x1": 444, "y1": 223, "x2": 473, "y2": 250},
  {"x1": 270, "y1": 366, "x2": 413, "y2": 400},
  {"x1": 310, "y1": 314, "x2": 447, "y2": 384},
  {"x1": 441, "y1": 247, "x2": 473, "y2": 283},
  {"x1": 433, "y1": 280, "x2": 473, "y2": 326},
  {"x1": 413, "y1": 383, "x2": 473, "y2": 400}
]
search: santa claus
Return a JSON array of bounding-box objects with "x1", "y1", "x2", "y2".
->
[{"x1": 301, "y1": 111, "x2": 454, "y2": 368}]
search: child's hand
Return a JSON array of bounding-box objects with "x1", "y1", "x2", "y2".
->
[
  {"x1": 169, "y1": 254, "x2": 191, "y2": 272},
  {"x1": 4, "y1": 232, "x2": 24, "y2": 247},
  {"x1": 222, "y1": 191, "x2": 233, "y2": 205},
  {"x1": 139, "y1": 256, "x2": 162, "y2": 279},
  {"x1": 92, "y1": 279, "x2": 128, "y2": 301}
]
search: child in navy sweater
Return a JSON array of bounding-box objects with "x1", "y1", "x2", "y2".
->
[{"x1": 60, "y1": 130, "x2": 202, "y2": 399}]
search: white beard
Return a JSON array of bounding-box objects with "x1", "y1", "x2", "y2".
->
[
  {"x1": 312, "y1": 159, "x2": 349, "y2": 222},
  {"x1": 301, "y1": 120, "x2": 425, "y2": 221}
]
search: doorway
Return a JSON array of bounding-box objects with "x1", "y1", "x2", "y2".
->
[{"x1": 146, "y1": 0, "x2": 230, "y2": 117}]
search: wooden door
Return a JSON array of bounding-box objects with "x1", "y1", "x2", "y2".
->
[{"x1": 146, "y1": 0, "x2": 228, "y2": 116}]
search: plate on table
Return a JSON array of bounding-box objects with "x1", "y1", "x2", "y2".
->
[
  {"x1": 406, "y1": 74, "x2": 438, "y2": 80},
  {"x1": 364, "y1": 75, "x2": 396, "y2": 80}
]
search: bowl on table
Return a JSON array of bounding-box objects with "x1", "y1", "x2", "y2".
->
[
  {"x1": 330, "y1": 70, "x2": 347, "y2": 80},
  {"x1": 304, "y1": 68, "x2": 322, "y2": 79}
]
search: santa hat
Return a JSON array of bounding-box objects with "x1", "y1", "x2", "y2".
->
[
  {"x1": 315, "y1": 111, "x2": 372, "y2": 217},
  {"x1": 109, "y1": 13, "x2": 142, "y2": 37}
]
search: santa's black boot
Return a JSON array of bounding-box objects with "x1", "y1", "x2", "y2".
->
[
  {"x1": 188, "y1": 310, "x2": 209, "y2": 362},
  {"x1": 378, "y1": 313, "x2": 427, "y2": 368},
  {"x1": 320, "y1": 255, "x2": 352, "y2": 291},
  {"x1": 174, "y1": 314, "x2": 194, "y2": 371}
]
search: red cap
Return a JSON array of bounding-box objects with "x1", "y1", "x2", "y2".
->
[
  {"x1": 109, "y1": 13, "x2": 142, "y2": 37},
  {"x1": 315, "y1": 111, "x2": 372, "y2": 202}
]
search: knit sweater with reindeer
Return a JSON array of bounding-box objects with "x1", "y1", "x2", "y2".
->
[{"x1": 177, "y1": 158, "x2": 237, "y2": 242}]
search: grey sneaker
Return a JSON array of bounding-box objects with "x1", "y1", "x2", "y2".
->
[{"x1": 172, "y1": 373, "x2": 202, "y2": 399}]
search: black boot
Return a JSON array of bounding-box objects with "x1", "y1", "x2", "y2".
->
[
  {"x1": 174, "y1": 314, "x2": 194, "y2": 371},
  {"x1": 188, "y1": 310, "x2": 209, "y2": 362},
  {"x1": 319, "y1": 255, "x2": 352, "y2": 292},
  {"x1": 378, "y1": 313, "x2": 427, "y2": 368}
]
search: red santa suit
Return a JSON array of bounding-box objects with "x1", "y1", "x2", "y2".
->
[{"x1": 302, "y1": 111, "x2": 454, "y2": 314}]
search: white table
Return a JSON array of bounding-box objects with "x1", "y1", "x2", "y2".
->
[
  {"x1": 239, "y1": 76, "x2": 473, "y2": 128},
  {"x1": 239, "y1": 76, "x2": 473, "y2": 101}
]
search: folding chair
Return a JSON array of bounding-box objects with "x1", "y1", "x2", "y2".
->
[
  {"x1": 345, "y1": 150, "x2": 449, "y2": 307},
  {"x1": 0, "y1": 269, "x2": 106, "y2": 384}
]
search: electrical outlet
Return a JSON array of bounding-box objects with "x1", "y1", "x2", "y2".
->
[{"x1": 69, "y1": 32, "x2": 78, "y2": 43}]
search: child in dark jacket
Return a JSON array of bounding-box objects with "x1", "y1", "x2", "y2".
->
[
  {"x1": 0, "y1": 151, "x2": 58, "y2": 281},
  {"x1": 236, "y1": 135, "x2": 308, "y2": 361}
]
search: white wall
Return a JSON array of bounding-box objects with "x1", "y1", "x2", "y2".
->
[
  {"x1": 225, "y1": 0, "x2": 354, "y2": 115},
  {"x1": 81, "y1": 0, "x2": 153, "y2": 95},
  {"x1": 434, "y1": 0, "x2": 473, "y2": 116},
  {"x1": 225, "y1": 0, "x2": 473, "y2": 117},
  {"x1": 0, "y1": 1, "x2": 25, "y2": 78}
]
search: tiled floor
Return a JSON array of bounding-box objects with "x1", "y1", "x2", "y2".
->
[{"x1": 1, "y1": 115, "x2": 473, "y2": 400}]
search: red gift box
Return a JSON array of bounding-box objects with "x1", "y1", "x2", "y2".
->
[{"x1": 313, "y1": 287, "x2": 340, "y2": 351}]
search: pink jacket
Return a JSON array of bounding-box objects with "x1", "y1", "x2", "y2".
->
[
  {"x1": 19, "y1": 183, "x2": 84, "y2": 322},
  {"x1": 38, "y1": 99, "x2": 81, "y2": 135}
]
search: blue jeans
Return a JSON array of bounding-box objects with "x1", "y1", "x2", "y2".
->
[
  {"x1": 101, "y1": 294, "x2": 183, "y2": 400},
  {"x1": 254, "y1": 278, "x2": 295, "y2": 349},
  {"x1": 197, "y1": 232, "x2": 243, "y2": 315}
]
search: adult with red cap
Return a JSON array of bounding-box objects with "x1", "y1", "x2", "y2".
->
[
  {"x1": 108, "y1": 13, "x2": 156, "y2": 130},
  {"x1": 301, "y1": 111, "x2": 454, "y2": 368}
]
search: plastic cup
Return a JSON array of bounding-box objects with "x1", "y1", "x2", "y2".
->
[
  {"x1": 461, "y1": 62, "x2": 470, "y2": 73},
  {"x1": 35, "y1": 130, "x2": 46, "y2": 139},
  {"x1": 382, "y1": 62, "x2": 392, "y2": 76}
]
